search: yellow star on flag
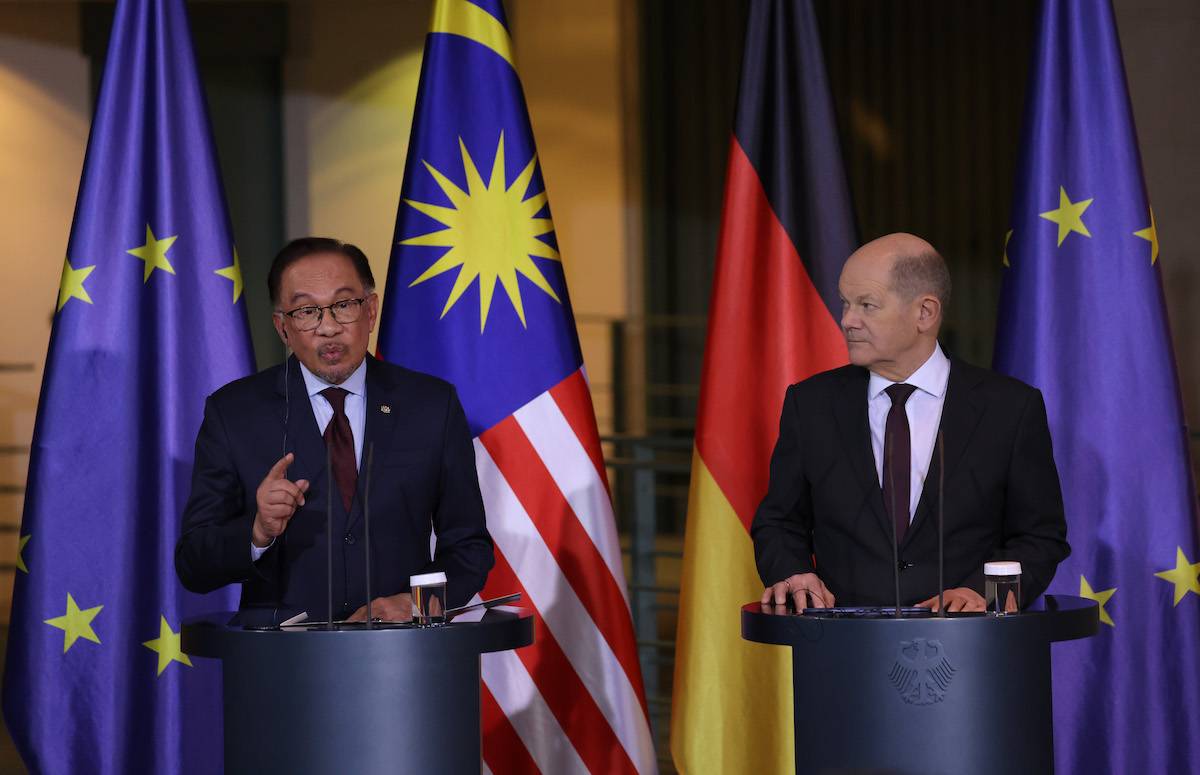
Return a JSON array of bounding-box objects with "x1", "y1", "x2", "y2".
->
[
  {"x1": 1002, "y1": 229, "x2": 1013, "y2": 267},
  {"x1": 214, "y1": 248, "x2": 244, "y2": 303},
  {"x1": 1153, "y1": 546, "x2": 1200, "y2": 606},
  {"x1": 44, "y1": 593, "x2": 103, "y2": 653},
  {"x1": 58, "y1": 258, "x2": 96, "y2": 312},
  {"x1": 126, "y1": 225, "x2": 178, "y2": 282},
  {"x1": 1134, "y1": 207, "x2": 1159, "y2": 265},
  {"x1": 1080, "y1": 576, "x2": 1116, "y2": 627},
  {"x1": 15, "y1": 534, "x2": 29, "y2": 574},
  {"x1": 142, "y1": 615, "x2": 193, "y2": 676},
  {"x1": 1039, "y1": 186, "x2": 1093, "y2": 247}
]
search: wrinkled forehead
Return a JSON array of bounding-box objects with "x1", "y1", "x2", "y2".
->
[
  {"x1": 280, "y1": 253, "x2": 365, "y2": 303},
  {"x1": 838, "y1": 250, "x2": 897, "y2": 296}
]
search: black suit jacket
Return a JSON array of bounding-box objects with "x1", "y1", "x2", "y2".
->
[
  {"x1": 175, "y1": 355, "x2": 493, "y2": 619},
  {"x1": 751, "y1": 357, "x2": 1069, "y2": 607}
]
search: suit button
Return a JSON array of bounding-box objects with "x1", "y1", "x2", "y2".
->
[
  {"x1": 344, "y1": 533, "x2": 356, "y2": 545},
  {"x1": 898, "y1": 561, "x2": 914, "y2": 572}
]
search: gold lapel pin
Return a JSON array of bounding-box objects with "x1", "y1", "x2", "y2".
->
[{"x1": 380, "y1": 404, "x2": 391, "y2": 414}]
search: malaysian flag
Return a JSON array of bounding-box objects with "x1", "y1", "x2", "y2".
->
[{"x1": 377, "y1": 1, "x2": 655, "y2": 772}]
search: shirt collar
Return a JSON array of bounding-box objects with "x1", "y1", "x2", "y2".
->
[
  {"x1": 298, "y1": 357, "x2": 367, "y2": 399},
  {"x1": 868, "y1": 343, "x2": 950, "y2": 401}
]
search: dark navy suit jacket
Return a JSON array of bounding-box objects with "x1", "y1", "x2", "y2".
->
[{"x1": 175, "y1": 355, "x2": 493, "y2": 620}]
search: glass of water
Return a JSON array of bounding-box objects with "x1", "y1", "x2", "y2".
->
[
  {"x1": 984, "y1": 561, "x2": 1021, "y2": 616},
  {"x1": 410, "y1": 572, "x2": 448, "y2": 626}
]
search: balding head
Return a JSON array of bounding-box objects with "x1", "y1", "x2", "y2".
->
[{"x1": 838, "y1": 233, "x2": 947, "y2": 381}]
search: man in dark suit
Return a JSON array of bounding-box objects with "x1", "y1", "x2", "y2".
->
[
  {"x1": 753, "y1": 233, "x2": 1069, "y2": 611},
  {"x1": 176, "y1": 237, "x2": 493, "y2": 622}
]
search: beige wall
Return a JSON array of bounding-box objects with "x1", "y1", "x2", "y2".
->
[
  {"x1": 0, "y1": 5, "x2": 89, "y2": 619},
  {"x1": 511, "y1": 0, "x2": 633, "y2": 432},
  {"x1": 282, "y1": 0, "x2": 431, "y2": 356}
]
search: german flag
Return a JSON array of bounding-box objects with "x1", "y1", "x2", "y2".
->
[{"x1": 670, "y1": 2, "x2": 856, "y2": 772}]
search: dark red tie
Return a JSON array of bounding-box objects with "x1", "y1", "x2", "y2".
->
[
  {"x1": 321, "y1": 387, "x2": 357, "y2": 513},
  {"x1": 883, "y1": 383, "x2": 917, "y2": 544}
]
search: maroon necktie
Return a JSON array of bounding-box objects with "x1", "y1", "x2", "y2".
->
[
  {"x1": 321, "y1": 387, "x2": 357, "y2": 513},
  {"x1": 882, "y1": 383, "x2": 917, "y2": 544}
]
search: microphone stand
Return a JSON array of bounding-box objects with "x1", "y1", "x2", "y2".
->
[
  {"x1": 937, "y1": 431, "x2": 946, "y2": 618},
  {"x1": 886, "y1": 434, "x2": 901, "y2": 618},
  {"x1": 326, "y1": 444, "x2": 334, "y2": 630},
  {"x1": 363, "y1": 443, "x2": 374, "y2": 629}
]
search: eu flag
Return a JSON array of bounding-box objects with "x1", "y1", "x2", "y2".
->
[
  {"x1": 994, "y1": 1, "x2": 1200, "y2": 771},
  {"x1": 2, "y1": 0, "x2": 255, "y2": 771},
  {"x1": 378, "y1": 1, "x2": 655, "y2": 771}
]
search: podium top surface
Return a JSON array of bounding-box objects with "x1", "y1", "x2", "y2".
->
[
  {"x1": 182, "y1": 607, "x2": 534, "y2": 660},
  {"x1": 742, "y1": 594, "x2": 1098, "y2": 646}
]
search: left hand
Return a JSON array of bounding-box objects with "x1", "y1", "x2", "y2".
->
[
  {"x1": 916, "y1": 587, "x2": 992, "y2": 613},
  {"x1": 347, "y1": 593, "x2": 413, "y2": 622}
]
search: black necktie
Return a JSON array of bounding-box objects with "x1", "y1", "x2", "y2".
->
[
  {"x1": 320, "y1": 387, "x2": 357, "y2": 513},
  {"x1": 883, "y1": 383, "x2": 918, "y2": 544}
]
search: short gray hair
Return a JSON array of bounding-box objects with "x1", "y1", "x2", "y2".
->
[{"x1": 890, "y1": 250, "x2": 951, "y2": 308}]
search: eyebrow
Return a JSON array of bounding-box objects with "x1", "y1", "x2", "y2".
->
[{"x1": 289, "y1": 286, "x2": 358, "y2": 304}]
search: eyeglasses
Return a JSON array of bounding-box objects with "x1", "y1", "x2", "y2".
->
[{"x1": 279, "y1": 298, "x2": 367, "y2": 331}]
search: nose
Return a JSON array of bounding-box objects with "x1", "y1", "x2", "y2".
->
[
  {"x1": 316, "y1": 307, "x2": 344, "y2": 336},
  {"x1": 841, "y1": 306, "x2": 858, "y2": 331}
]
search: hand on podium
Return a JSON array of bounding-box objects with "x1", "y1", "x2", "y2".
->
[
  {"x1": 252, "y1": 453, "x2": 310, "y2": 548},
  {"x1": 915, "y1": 587, "x2": 1011, "y2": 613},
  {"x1": 761, "y1": 573, "x2": 836, "y2": 609},
  {"x1": 347, "y1": 593, "x2": 413, "y2": 623}
]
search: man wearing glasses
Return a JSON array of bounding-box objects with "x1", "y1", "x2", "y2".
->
[{"x1": 175, "y1": 237, "x2": 493, "y2": 624}]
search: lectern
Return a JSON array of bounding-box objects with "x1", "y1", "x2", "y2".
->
[
  {"x1": 742, "y1": 595, "x2": 1098, "y2": 775},
  {"x1": 182, "y1": 608, "x2": 533, "y2": 775}
]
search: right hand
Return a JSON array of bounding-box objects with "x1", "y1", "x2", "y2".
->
[
  {"x1": 761, "y1": 572, "x2": 836, "y2": 610},
  {"x1": 252, "y1": 453, "x2": 310, "y2": 547}
]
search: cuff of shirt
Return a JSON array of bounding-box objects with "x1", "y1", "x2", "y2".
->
[{"x1": 250, "y1": 538, "x2": 274, "y2": 562}]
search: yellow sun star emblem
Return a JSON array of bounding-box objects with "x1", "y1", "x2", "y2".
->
[{"x1": 401, "y1": 132, "x2": 561, "y2": 332}]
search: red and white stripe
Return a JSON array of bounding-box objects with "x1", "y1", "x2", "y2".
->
[{"x1": 473, "y1": 368, "x2": 657, "y2": 774}]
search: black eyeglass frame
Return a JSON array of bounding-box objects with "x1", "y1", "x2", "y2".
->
[{"x1": 277, "y1": 297, "x2": 368, "y2": 331}]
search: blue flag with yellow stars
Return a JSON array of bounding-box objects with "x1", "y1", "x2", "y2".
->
[
  {"x1": 1, "y1": 0, "x2": 254, "y2": 771},
  {"x1": 995, "y1": 1, "x2": 1200, "y2": 771}
]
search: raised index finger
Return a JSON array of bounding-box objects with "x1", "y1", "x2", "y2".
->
[{"x1": 266, "y1": 452, "x2": 294, "y2": 481}]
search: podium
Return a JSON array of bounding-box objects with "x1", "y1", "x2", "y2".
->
[
  {"x1": 182, "y1": 608, "x2": 533, "y2": 775},
  {"x1": 741, "y1": 595, "x2": 1098, "y2": 775}
]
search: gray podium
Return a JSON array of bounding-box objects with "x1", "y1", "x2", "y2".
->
[
  {"x1": 182, "y1": 608, "x2": 533, "y2": 775},
  {"x1": 742, "y1": 595, "x2": 1098, "y2": 775}
]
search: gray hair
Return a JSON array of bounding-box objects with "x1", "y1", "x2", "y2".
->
[{"x1": 890, "y1": 250, "x2": 951, "y2": 308}]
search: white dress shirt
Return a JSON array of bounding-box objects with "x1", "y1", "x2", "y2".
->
[
  {"x1": 252, "y1": 359, "x2": 368, "y2": 561},
  {"x1": 867, "y1": 344, "x2": 950, "y2": 522}
]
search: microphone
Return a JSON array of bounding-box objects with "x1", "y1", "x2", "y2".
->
[
  {"x1": 363, "y1": 443, "x2": 375, "y2": 629},
  {"x1": 937, "y1": 431, "x2": 946, "y2": 618},
  {"x1": 886, "y1": 433, "x2": 901, "y2": 618},
  {"x1": 326, "y1": 441, "x2": 334, "y2": 630}
]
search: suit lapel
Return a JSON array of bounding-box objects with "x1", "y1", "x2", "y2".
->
[
  {"x1": 906, "y1": 357, "x2": 985, "y2": 544},
  {"x1": 833, "y1": 367, "x2": 892, "y2": 541},
  {"x1": 346, "y1": 356, "x2": 400, "y2": 533}
]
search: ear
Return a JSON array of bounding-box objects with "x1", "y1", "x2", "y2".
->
[
  {"x1": 366, "y1": 292, "x2": 380, "y2": 334},
  {"x1": 915, "y1": 295, "x2": 941, "y2": 334},
  {"x1": 272, "y1": 312, "x2": 289, "y2": 346}
]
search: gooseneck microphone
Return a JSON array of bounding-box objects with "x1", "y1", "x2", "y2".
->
[
  {"x1": 326, "y1": 443, "x2": 334, "y2": 629},
  {"x1": 937, "y1": 431, "x2": 946, "y2": 618},
  {"x1": 886, "y1": 434, "x2": 902, "y2": 618},
  {"x1": 363, "y1": 443, "x2": 375, "y2": 628}
]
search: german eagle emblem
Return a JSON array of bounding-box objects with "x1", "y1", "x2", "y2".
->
[{"x1": 888, "y1": 637, "x2": 956, "y2": 705}]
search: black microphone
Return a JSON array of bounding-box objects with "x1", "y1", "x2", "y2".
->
[
  {"x1": 326, "y1": 441, "x2": 334, "y2": 630},
  {"x1": 363, "y1": 443, "x2": 375, "y2": 629},
  {"x1": 886, "y1": 433, "x2": 902, "y2": 618},
  {"x1": 937, "y1": 431, "x2": 946, "y2": 618}
]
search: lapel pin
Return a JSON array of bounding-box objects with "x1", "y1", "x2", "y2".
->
[{"x1": 380, "y1": 404, "x2": 391, "y2": 414}]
